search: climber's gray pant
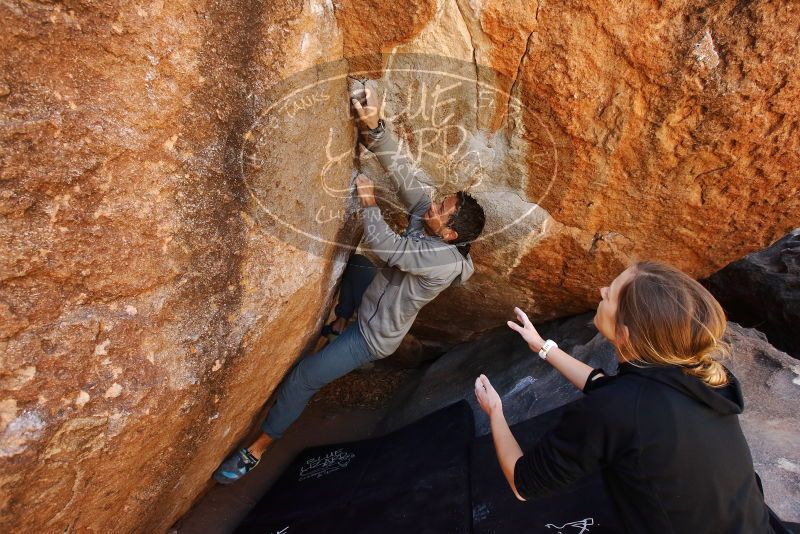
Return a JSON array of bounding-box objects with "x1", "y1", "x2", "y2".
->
[
  {"x1": 261, "y1": 323, "x2": 375, "y2": 439},
  {"x1": 261, "y1": 254, "x2": 378, "y2": 439}
]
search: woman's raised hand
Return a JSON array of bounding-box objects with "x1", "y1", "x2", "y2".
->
[
  {"x1": 507, "y1": 307, "x2": 545, "y2": 353},
  {"x1": 474, "y1": 374, "x2": 502, "y2": 418}
]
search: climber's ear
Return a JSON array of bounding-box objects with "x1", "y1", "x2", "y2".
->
[{"x1": 441, "y1": 227, "x2": 458, "y2": 242}]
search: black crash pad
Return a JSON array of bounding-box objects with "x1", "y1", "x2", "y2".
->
[
  {"x1": 470, "y1": 402, "x2": 624, "y2": 534},
  {"x1": 236, "y1": 400, "x2": 474, "y2": 534},
  {"x1": 237, "y1": 398, "x2": 795, "y2": 533}
]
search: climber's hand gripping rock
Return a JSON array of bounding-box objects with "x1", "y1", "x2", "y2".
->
[
  {"x1": 350, "y1": 80, "x2": 381, "y2": 130},
  {"x1": 355, "y1": 174, "x2": 377, "y2": 208}
]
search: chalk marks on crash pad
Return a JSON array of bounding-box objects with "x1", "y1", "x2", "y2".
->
[
  {"x1": 545, "y1": 517, "x2": 594, "y2": 534},
  {"x1": 298, "y1": 448, "x2": 355, "y2": 481}
]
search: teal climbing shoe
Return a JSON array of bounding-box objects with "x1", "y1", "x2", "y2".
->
[{"x1": 213, "y1": 448, "x2": 259, "y2": 485}]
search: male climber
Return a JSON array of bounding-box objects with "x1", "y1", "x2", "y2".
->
[{"x1": 214, "y1": 80, "x2": 486, "y2": 483}]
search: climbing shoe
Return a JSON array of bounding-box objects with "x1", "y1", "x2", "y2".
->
[
  {"x1": 213, "y1": 448, "x2": 259, "y2": 485},
  {"x1": 320, "y1": 322, "x2": 341, "y2": 340}
]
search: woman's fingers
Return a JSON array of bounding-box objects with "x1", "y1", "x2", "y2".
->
[
  {"x1": 475, "y1": 375, "x2": 502, "y2": 416},
  {"x1": 480, "y1": 374, "x2": 494, "y2": 392},
  {"x1": 514, "y1": 307, "x2": 535, "y2": 329},
  {"x1": 509, "y1": 307, "x2": 531, "y2": 335},
  {"x1": 514, "y1": 306, "x2": 531, "y2": 325},
  {"x1": 475, "y1": 375, "x2": 492, "y2": 394},
  {"x1": 474, "y1": 377, "x2": 487, "y2": 407}
]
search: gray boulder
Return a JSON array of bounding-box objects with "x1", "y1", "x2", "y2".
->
[
  {"x1": 379, "y1": 312, "x2": 619, "y2": 436},
  {"x1": 703, "y1": 229, "x2": 800, "y2": 359},
  {"x1": 723, "y1": 323, "x2": 800, "y2": 523}
]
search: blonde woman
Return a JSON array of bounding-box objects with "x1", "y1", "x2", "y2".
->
[{"x1": 475, "y1": 262, "x2": 778, "y2": 533}]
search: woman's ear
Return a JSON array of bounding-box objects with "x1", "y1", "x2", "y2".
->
[
  {"x1": 611, "y1": 322, "x2": 628, "y2": 344},
  {"x1": 614, "y1": 324, "x2": 630, "y2": 357}
]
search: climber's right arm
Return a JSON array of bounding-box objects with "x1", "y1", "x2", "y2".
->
[{"x1": 351, "y1": 84, "x2": 432, "y2": 216}]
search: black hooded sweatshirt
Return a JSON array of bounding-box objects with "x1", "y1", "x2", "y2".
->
[{"x1": 513, "y1": 363, "x2": 774, "y2": 533}]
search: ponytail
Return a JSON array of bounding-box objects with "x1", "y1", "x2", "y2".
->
[
  {"x1": 615, "y1": 261, "x2": 730, "y2": 388},
  {"x1": 683, "y1": 352, "x2": 730, "y2": 387}
]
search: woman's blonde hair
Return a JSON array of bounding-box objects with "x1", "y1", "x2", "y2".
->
[{"x1": 614, "y1": 261, "x2": 730, "y2": 387}]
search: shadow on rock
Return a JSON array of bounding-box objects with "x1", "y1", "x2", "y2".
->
[{"x1": 378, "y1": 312, "x2": 619, "y2": 436}]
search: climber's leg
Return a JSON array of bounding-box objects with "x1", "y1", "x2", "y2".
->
[
  {"x1": 214, "y1": 324, "x2": 374, "y2": 484},
  {"x1": 335, "y1": 254, "x2": 377, "y2": 320},
  {"x1": 247, "y1": 432, "x2": 273, "y2": 459},
  {"x1": 262, "y1": 323, "x2": 375, "y2": 439},
  {"x1": 323, "y1": 254, "x2": 377, "y2": 337}
]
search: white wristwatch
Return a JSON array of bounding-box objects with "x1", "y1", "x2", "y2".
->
[{"x1": 538, "y1": 339, "x2": 558, "y2": 360}]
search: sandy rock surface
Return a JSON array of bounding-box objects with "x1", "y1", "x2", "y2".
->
[
  {"x1": 1, "y1": 0, "x2": 798, "y2": 531},
  {"x1": 1, "y1": 1, "x2": 358, "y2": 531},
  {"x1": 352, "y1": 0, "x2": 800, "y2": 343},
  {"x1": 723, "y1": 324, "x2": 800, "y2": 523}
]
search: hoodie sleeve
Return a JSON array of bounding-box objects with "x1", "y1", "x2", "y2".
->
[
  {"x1": 364, "y1": 121, "x2": 432, "y2": 218},
  {"x1": 513, "y1": 394, "x2": 632, "y2": 500},
  {"x1": 362, "y1": 206, "x2": 458, "y2": 278}
]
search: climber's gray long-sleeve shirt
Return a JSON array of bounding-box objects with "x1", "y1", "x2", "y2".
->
[{"x1": 357, "y1": 121, "x2": 474, "y2": 358}]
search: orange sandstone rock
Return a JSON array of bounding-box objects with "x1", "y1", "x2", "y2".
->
[{"x1": 0, "y1": 0, "x2": 798, "y2": 531}]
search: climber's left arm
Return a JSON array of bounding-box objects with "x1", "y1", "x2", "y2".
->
[{"x1": 351, "y1": 81, "x2": 432, "y2": 217}]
